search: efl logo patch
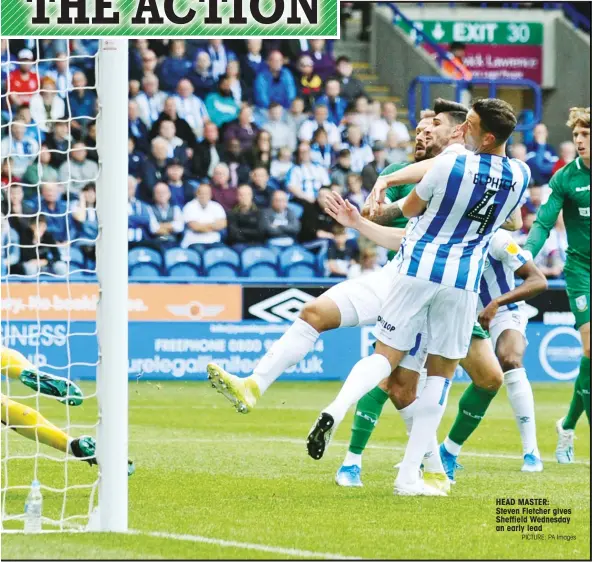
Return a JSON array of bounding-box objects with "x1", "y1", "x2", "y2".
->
[
  {"x1": 504, "y1": 241, "x2": 520, "y2": 256},
  {"x1": 575, "y1": 295, "x2": 588, "y2": 312}
]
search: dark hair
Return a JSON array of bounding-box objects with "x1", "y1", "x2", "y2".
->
[
  {"x1": 82, "y1": 182, "x2": 96, "y2": 192},
  {"x1": 450, "y1": 42, "x2": 466, "y2": 52},
  {"x1": 30, "y1": 215, "x2": 47, "y2": 227},
  {"x1": 472, "y1": 98, "x2": 517, "y2": 145},
  {"x1": 336, "y1": 56, "x2": 351, "y2": 65},
  {"x1": 433, "y1": 98, "x2": 468, "y2": 126},
  {"x1": 333, "y1": 224, "x2": 346, "y2": 235}
]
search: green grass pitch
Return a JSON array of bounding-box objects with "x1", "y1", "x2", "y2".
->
[{"x1": 2, "y1": 381, "x2": 590, "y2": 560}]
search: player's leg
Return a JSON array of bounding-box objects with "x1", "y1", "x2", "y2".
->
[
  {"x1": 440, "y1": 331, "x2": 502, "y2": 482},
  {"x1": 493, "y1": 317, "x2": 542, "y2": 472},
  {"x1": 207, "y1": 267, "x2": 392, "y2": 413},
  {"x1": 0, "y1": 346, "x2": 83, "y2": 406}
]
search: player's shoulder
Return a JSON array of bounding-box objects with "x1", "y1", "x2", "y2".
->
[
  {"x1": 380, "y1": 162, "x2": 409, "y2": 177},
  {"x1": 441, "y1": 143, "x2": 471, "y2": 157}
]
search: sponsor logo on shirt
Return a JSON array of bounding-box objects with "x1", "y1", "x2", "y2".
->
[
  {"x1": 575, "y1": 185, "x2": 590, "y2": 192},
  {"x1": 575, "y1": 295, "x2": 588, "y2": 312}
]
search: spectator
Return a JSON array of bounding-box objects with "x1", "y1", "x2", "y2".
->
[
  {"x1": 224, "y1": 137, "x2": 251, "y2": 188},
  {"x1": 21, "y1": 145, "x2": 59, "y2": 194},
  {"x1": 150, "y1": 96, "x2": 195, "y2": 148},
  {"x1": 140, "y1": 48, "x2": 159, "y2": 78},
  {"x1": 347, "y1": 246, "x2": 381, "y2": 279},
  {"x1": 71, "y1": 182, "x2": 98, "y2": 262},
  {"x1": 83, "y1": 122, "x2": 98, "y2": 163},
  {"x1": 341, "y1": 125, "x2": 373, "y2": 173},
  {"x1": 151, "y1": 181, "x2": 184, "y2": 249},
  {"x1": 128, "y1": 99, "x2": 151, "y2": 154},
  {"x1": 29, "y1": 182, "x2": 72, "y2": 243},
  {"x1": 68, "y1": 71, "x2": 98, "y2": 133},
  {"x1": 285, "y1": 97, "x2": 307, "y2": 140},
  {"x1": 205, "y1": 74, "x2": 241, "y2": 128},
  {"x1": 350, "y1": 95, "x2": 372, "y2": 136},
  {"x1": 247, "y1": 130, "x2": 273, "y2": 172},
  {"x1": 310, "y1": 128, "x2": 333, "y2": 169},
  {"x1": 534, "y1": 212, "x2": 568, "y2": 279},
  {"x1": 165, "y1": 159, "x2": 195, "y2": 207},
  {"x1": 158, "y1": 40, "x2": 193, "y2": 92},
  {"x1": 45, "y1": 52, "x2": 79, "y2": 98},
  {"x1": 140, "y1": 137, "x2": 170, "y2": 200},
  {"x1": 45, "y1": 120, "x2": 72, "y2": 170},
  {"x1": 526, "y1": 123, "x2": 559, "y2": 185},
  {"x1": 14, "y1": 105, "x2": 39, "y2": 142},
  {"x1": 8, "y1": 49, "x2": 39, "y2": 108},
  {"x1": 201, "y1": 39, "x2": 236, "y2": 81},
  {"x1": 298, "y1": 104, "x2": 341, "y2": 147},
  {"x1": 327, "y1": 225, "x2": 358, "y2": 278},
  {"x1": 333, "y1": 56, "x2": 365, "y2": 102},
  {"x1": 261, "y1": 190, "x2": 300, "y2": 246},
  {"x1": 181, "y1": 183, "x2": 227, "y2": 249},
  {"x1": 315, "y1": 78, "x2": 348, "y2": 126},
  {"x1": 191, "y1": 121, "x2": 224, "y2": 180},
  {"x1": 263, "y1": 102, "x2": 297, "y2": 155},
  {"x1": 361, "y1": 141, "x2": 388, "y2": 191},
  {"x1": 1, "y1": 157, "x2": 18, "y2": 189},
  {"x1": 136, "y1": 74, "x2": 167, "y2": 129},
  {"x1": 16, "y1": 215, "x2": 67, "y2": 277},
  {"x1": 509, "y1": 142, "x2": 528, "y2": 162},
  {"x1": 155, "y1": 119, "x2": 187, "y2": 163},
  {"x1": 296, "y1": 55, "x2": 323, "y2": 111},
  {"x1": 253, "y1": 50, "x2": 297, "y2": 111},
  {"x1": 297, "y1": 186, "x2": 335, "y2": 244},
  {"x1": 128, "y1": 175, "x2": 159, "y2": 249},
  {"x1": 2, "y1": 183, "x2": 31, "y2": 236},
  {"x1": 330, "y1": 148, "x2": 353, "y2": 189},
  {"x1": 0, "y1": 121, "x2": 40, "y2": 178},
  {"x1": 189, "y1": 51, "x2": 216, "y2": 100},
  {"x1": 369, "y1": 102, "x2": 411, "y2": 147},
  {"x1": 28, "y1": 76, "x2": 66, "y2": 134},
  {"x1": 442, "y1": 41, "x2": 473, "y2": 81},
  {"x1": 227, "y1": 184, "x2": 263, "y2": 247},
  {"x1": 270, "y1": 146, "x2": 294, "y2": 185},
  {"x1": 173, "y1": 78, "x2": 209, "y2": 140},
  {"x1": 551, "y1": 141, "x2": 577, "y2": 176},
  {"x1": 129, "y1": 79, "x2": 141, "y2": 100},
  {"x1": 226, "y1": 59, "x2": 249, "y2": 104},
  {"x1": 303, "y1": 39, "x2": 335, "y2": 82},
  {"x1": 1, "y1": 212, "x2": 20, "y2": 271},
  {"x1": 240, "y1": 39, "x2": 266, "y2": 87},
  {"x1": 286, "y1": 141, "x2": 330, "y2": 203},
  {"x1": 345, "y1": 172, "x2": 369, "y2": 211},
  {"x1": 1, "y1": 39, "x2": 16, "y2": 86},
  {"x1": 249, "y1": 166, "x2": 276, "y2": 208},
  {"x1": 385, "y1": 129, "x2": 408, "y2": 165},
  {"x1": 224, "y1": 105, "x2": 259, "y2": 152},
  {"x1": 210, "y1": 163, "x2": 238, "y2": 212},
  {"x1": 57, "y1": 141, "x2": 100, "y2": 197},
  {"x1": 128, "y1": 137, "x2": 145, "y2": 179}
]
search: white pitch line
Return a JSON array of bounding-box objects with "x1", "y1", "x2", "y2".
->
[{"x1": 126, "y1": 529, "x2": 362, "y2": 560}]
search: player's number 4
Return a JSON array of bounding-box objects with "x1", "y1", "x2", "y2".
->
[{"x1": 465, "y1": 189, "x2": 499, "y2": 234}]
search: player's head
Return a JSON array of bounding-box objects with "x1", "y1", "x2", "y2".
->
[
  {"x1": 414, "y1": 110, "x2": 436, "y2": 162},
  {"x1": 425, "y1": 99, "x2": 467, "y2": 157},
  {"x1": 566, "y1": 107, "x2": 590, "y2": 162},
  {"x1": 463, "y1": 98, "x2": 517, "y2": 152}
]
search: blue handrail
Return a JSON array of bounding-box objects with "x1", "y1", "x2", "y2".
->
[{"x1": 407, "y1": 75, "x2": 543, "y2": 133}]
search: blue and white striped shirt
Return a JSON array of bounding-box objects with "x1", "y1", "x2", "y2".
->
[
  {"x1": 396, "y1": 147, "x2": 530, "y2": 292},
  {"x1": 479, "y1": 229, "x2": 531, "y2": 313}
]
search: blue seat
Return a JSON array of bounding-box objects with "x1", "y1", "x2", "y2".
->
[
  {"x1": 206, "y1": 263, "x2": 239, "y2": 278},
  {"x1": 168, "y1": 263, "x2": 201, "y2": 278},
  {"x1": 203, "y1": 247, "x2": 240, "y2": 270},
  {"x1": 284, "y1": 263, "x2": 318, "y2": 278},
  {"x1": 128, "y1": 247, "x2": 163, "y2": 270},
  {"x1": 67, "y1": 270, "x2": 88, "y2": 281},
  {"x1": 67, "y1": 247, "x2": 85, "y2": 268},
  {"x1": 279, "y1": 246, "x2": 316, "y2": 274},
  {"x1": 288, "y1": 202, "x2": 304, "y2": 219},
  {"x1": 130, "y1": 263, "x2": 162, "y2": 278},
  {"x1": 164, "y1": 248, "x2": 201, "y2": 273},
  {"x1": 247, "y1": 263, "x2": 279, "y2": 278},
  {"x1": 241, "y1": 246, "x2": 278, "y2": 274}
]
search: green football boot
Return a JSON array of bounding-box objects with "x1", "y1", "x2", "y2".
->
[
  {"x1": 70, "y1": 436, "x2": 135, "y2": 476},
  {"x1": 19, "y1": 369, "x2": 84, "y2": 406}
]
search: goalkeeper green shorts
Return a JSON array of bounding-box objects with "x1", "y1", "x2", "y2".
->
[
  {"x1": 471, "y1": 321, "x2": 490, "y2": 340},
  {"x1": 564, "y1": 262, "x2": 590, "y2": 330}
]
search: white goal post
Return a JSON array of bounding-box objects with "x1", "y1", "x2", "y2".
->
[{"x1": 95, "y1": 38, "x2": 129, "y2": 533}]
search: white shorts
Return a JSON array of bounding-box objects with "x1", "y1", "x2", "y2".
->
[
  {"x1": 374, "y1": 275, "x2": 478, "y2": 360},
  {"x1": 399, "y1": 330, "x2": 428, "y2": 373},
  {"x1": 489, "y1": 307, "x2": 528, "y2": 351}
]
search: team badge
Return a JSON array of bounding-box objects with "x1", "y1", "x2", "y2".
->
[{"x1": 575, "y1": 295, "x2": 588, "y2": 312}]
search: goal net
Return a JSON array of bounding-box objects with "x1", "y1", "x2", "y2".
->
[{"x1": 0, "y1": 39, "x2": 128, "y2": 532}]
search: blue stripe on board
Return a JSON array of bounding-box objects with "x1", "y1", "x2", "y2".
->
[{"x1": 406, "y1": 155, "x2": 467, "y2": 278}]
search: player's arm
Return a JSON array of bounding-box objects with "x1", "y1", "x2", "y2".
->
[
  {"x1": 523, "y1": 177, "x2": 564, "y2": 258},
  {"x1": 500, "y1": 208, "x2": 523, "y2": 231},
  {"x1": 325, "y1": 193, "x2": 405, "y2": 251}
]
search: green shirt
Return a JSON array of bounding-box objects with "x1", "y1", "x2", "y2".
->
[
  {"x1": 524, "y1": 157, "x2": 590, "y2": 268},
  {"x1": 380, "y1": 162, "x2": 415, "y2": 259}
]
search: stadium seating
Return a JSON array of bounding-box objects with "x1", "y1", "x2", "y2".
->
[
  {"x1": 241, "y1": 246, "x2": 278, "y2": 276},
  {"x1": 203, "y1": 247, "x2": 241, "y2": 273},
  {"x1": 67, "y1": 247, "x2": 86, "y2": 269},
  {"x1": 205, "y1": 263, "x2": 240, "y2": 278},
  {"x1": 164, "y1": 247, "x2": 202, "y2": 276},
  {"x1": 246, "y1": 263, "x2": 280, "y2": 278},
  {"x1": 166, "y1": 263, "x2": 200, "y2": 278},
  {"x1": 284, "y1": 262, "x2": 318, "y2": 278},
  {"x1": 278, "y1": 246, "x2": 317, "y2": 276},
  {"x1": 129, "y1": 247, "x2": 163, "y2": 274},
  {"x1": 129, "y1": 263, "x2": 162, "y2": 278}
]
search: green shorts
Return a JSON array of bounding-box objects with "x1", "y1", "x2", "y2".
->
[
  {"x1": 564, "y1": 262, "x2": 590, "y2": 330},
  {"x1": 471, "y1": 321, "x2": 490, "y2": 340}
]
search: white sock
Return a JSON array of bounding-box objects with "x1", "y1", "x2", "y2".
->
[
  {"x1": 343, "y1": 451, "x2": 362, "y2": 468},
  {"x1": 504, "y1": 368, "x2": 540, "y2": 457},
  {"x1": 443, "y1": 436, "x2": 462, "y2": 457},
  {"x1": 324, "y1": 354, "x2": 392, "y2": 426},
  {"x1": 398, "y1": 376, "x2": 451, "y2": 482},
  {"x1": 398, "y1": 401, "x2": 416, "y2": 436},
  {"x1": 423, "y1": 435, "x2": 445, "y2": 473},
  {"x1": 251, "y1": 318, "x2": 319, "y2": 395},
  {"x1": 416, "y1": 368, "x2": 428, "y2": 397}
]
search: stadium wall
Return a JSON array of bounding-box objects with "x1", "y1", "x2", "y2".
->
[{"x1": 1, "y1": 282, "x2": 582, "y2": 385}]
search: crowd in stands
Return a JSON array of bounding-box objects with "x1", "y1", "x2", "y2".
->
[{"x1": 0, "y1": 38, "x2": 576, "y2": 280}]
